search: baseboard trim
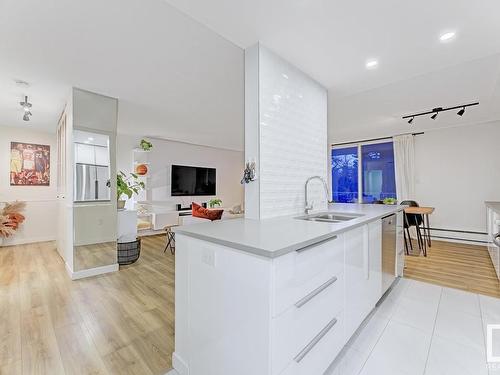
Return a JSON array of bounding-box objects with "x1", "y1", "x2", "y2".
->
[
  {"x1": 172, "y1": 352, "x2": 188, "y2": 375},
  {"x1": 1, "y1": 235, "x2": 56, "y2": 246},
  {"x1": 67, "y1": 263, "x2": 119, "y2": 280}
]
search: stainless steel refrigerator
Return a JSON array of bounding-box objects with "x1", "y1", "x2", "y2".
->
[{"x1": 75, "y1": 163, "x2": 110, "y2": 201}]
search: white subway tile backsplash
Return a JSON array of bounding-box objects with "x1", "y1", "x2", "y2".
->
[{"x1": 258, "y1": 46, "x2": 328, "y2": 219}]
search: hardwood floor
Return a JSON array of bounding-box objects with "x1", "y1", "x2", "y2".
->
[
  {"x1": 404, "y1": 239, "x2": 500, "y2": 298},
  {"x1": 74, "y1": 241, "x2": 117, "y2": 271},
  {"x1": 0, "y1": 235, "x2": 174, "y2": 375}
]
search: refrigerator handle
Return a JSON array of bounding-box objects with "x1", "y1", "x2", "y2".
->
[{"x1": 95, "y1": 180, "x2": 99, "y2": 200}]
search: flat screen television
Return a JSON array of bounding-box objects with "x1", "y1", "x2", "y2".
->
[{"x1": 171, "y1": 165, "x2": 216, "y2": 196}]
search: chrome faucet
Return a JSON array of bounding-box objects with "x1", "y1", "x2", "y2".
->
[{"x1": 304, "y1": 176, "x2": 330, "y2": 214}]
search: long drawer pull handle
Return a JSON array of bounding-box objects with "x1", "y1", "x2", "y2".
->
[
  {"x1": 294, "y1": 276, "x2": 338, "y2": 308},
  {"x1": 293, "y1": 317, "x2": 338, "y2": 363},
  {"x1": 296, "y1": 235, "x2": 337, "y2": 253}
]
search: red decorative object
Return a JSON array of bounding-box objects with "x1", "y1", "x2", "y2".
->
[
  {"x1": 192, "y1": 202, "x2": 223, "y2": 221},
  {"x1": 135, "y1": 163, "x2": 148, "y2": 176}
]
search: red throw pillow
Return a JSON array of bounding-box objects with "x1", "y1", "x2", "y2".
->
[{"x1": 192, "y1": 202, "x2": 224, "y2": 221}]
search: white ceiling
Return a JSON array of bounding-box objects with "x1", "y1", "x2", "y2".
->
[
  {"x1": 1, "y1": 0, "x2": 500, "y2": 150},
  {"x1": 329, "y1": 53, "x2": 500, "y2": 143},
  {"x1": 163, "y1": 0, "x2": 500, "y2": 97},
  {"x1": 163, "y1": 0, "x2": 500, "y2": 142},
  {"x1": 0, "y1": 0, "x2": 244, "y2": 150}
]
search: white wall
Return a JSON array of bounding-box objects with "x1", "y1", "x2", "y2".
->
[
  {"x1": 116, "y1": 135, "x2": 244, "y2": 211},
  {"x1": 245, "y1": 44, "x2": 328, "y2": 219},
  {"x1": 0, "y1": 125, "x2": 57, "y2": 246},
  {"x1": 414, "y1": 121, "x2": 500, "y2": 239}
]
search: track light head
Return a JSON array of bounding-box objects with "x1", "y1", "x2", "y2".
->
[
  {"x1": 408, "y1": 117, "x2": 414, "y2": 124},
  {"x1": 23, "y1": 113, "x2": 30, "y2": 121},
  {"x1": 457, "y1": 106, "x2": 465, "y2": 116},
  {"x1": 430, "y1": 107, "x2": 442, "y2": 120},
  {"x1": 19, "y1": 95, "x2": 32, "y2": 109}
]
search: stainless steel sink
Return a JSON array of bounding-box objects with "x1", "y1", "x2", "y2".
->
[{"x1": 296, "y1": 212, "x2": 364, "y2": 223}]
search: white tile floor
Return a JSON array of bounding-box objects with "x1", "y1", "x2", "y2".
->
[
  {"x1": 326, "y1": 278, "x2": 500, "y2": 375},
  {"x1": 166, "y1": 278, "x2": 500, "y2": 375}
]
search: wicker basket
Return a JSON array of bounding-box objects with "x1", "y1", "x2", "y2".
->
[{"x1": 117, "y1": 238, "x2": 141, "y2": 265}]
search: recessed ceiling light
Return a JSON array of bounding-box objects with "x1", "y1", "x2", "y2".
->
[
  {"x1": 84, "y1": 140, "x2": 90, "y2": 144},
  {"x1": 88, "y1": 137, "x2": 94, "y2": 141},
  {"x1": 439, "y1": 31, "x2": 456, "y2": 42},
  {"x1": 366, "y1": 60, "x2": 378, "y2": 69},
  {"x1": 282, "y1": 73, "x2": 289, "y2": 79}
]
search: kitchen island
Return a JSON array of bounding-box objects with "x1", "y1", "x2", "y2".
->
[{"x1": 172, "y1": 203, "x2": 405, "y2": 375}]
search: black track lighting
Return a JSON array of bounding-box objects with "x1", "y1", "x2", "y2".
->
[{"x1": 402, "y1": 102, "x2": 479, "y2": 124}]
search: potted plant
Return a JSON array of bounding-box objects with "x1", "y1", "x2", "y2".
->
[
  {"x1": 0, "y1": 201, "x2": 26, "y2": 246},
  {"x1": 140, "y1": 139, "x2": 153, "y2": 151},
  {"x1": 112, "y1": 171, "x2": 145, "y2": 209},
  {"x1": 383, "y1": 198, "x2": 397, "y2": 205},
  {"x1": 208, "y1": 198, "x2": 222, "y2": 208}
]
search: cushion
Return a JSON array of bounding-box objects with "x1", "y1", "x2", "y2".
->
[{"x1": 192, "y1": 202, "x2": 224, "y2": 221}]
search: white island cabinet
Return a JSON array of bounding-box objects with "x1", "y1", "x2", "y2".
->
[
  {"x1": 344, "y1": 221, "x2": 382, "y2": 341},
  {"x1": 172, "y1": 204, "x2": 403, "y2": 375},
  {"x1": 486, "y1": 202, "x2": 500, "y2": 280}
]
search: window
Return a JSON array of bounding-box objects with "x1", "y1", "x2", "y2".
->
[
  {"x1": 361, "y1": 142, "x2": 396, "y2": 203},
  {"x1": 332, "y1": 147, "x2": 358, "y2": 203},
  {"x1": 331, "y1": 141, "x2": 396, "y2": 203}
]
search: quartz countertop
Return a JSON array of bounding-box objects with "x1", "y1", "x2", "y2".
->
[
  {"x1": 173, "y1": 203, "x2": 405, "y2": 258},
  {"x1": 485, "y1": 201, "x2": 500, "y2": 214}
]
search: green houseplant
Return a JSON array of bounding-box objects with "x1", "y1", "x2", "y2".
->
[
  {"x1": 383, "y1": 197, "x2": 397, "y2": 205},
  {"x1": 114, "y1": 171, "x2": 145, "y2": 209},
  {"x1": 208, "y1": 198, "x2": 222, "y2": 208},
  {"x1": 140, "y1": 139, "x2": 153, "y2": 151}
]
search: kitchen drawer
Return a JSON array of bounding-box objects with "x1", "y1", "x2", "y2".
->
[
  {"x1": 273, "y1": 234, "x2": 344, "y2": 316},
  {"x1": 272, "y1": 273, "x2": 344, "y2": 375},
  {"x1": 278, "y1": 311, "x2": 344, "y2": 375}
]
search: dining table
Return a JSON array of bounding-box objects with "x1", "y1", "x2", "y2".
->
[{"x1": 403, "y1": 206, "x2": 435, "y2": 248}]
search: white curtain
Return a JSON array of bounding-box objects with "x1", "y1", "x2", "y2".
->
[{"x1": 393, "y1": 134, "x2": 415, "y2": 202}]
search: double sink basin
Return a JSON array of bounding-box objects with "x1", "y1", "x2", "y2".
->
[{"x1": 296, "y1": 211, "x2": 364, "y2": 223}]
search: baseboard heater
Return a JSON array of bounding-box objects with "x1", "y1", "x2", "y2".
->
[{"x1": 423, "y1": 227, "x2": 488, "y2": 244}]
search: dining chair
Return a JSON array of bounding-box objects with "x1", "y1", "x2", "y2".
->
[{"x1": 400, "y1": 200, "x2": 427, "y2": 256}]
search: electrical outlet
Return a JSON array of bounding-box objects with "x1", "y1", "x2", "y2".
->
[{"x1": 202, "y1": 249, "x2": 216, "y2": 267}]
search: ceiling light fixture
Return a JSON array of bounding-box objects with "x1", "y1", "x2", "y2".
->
[
  {"x1": 19, "y1": 95, "x2": 33, "y2": 121},
  {"x1": 439, "y1": 31, "x2": 456, "y2": 42},
  {"x1": 365, "y1": 59, "x2": 378, "y2": 69},
  {"x1": 402, "y1": 102, "x2": 478, "y2": 124},
  {"x1": 88, "y1": 137, "x2": 94, "y2": 141}
]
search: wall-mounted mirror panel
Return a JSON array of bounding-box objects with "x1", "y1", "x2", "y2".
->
[
  {"x1": 74, "y1": 130, "x2": 111, "y2": 202},
  {"x1": 72, "y1": 88, "x2": 118, "y2": 273}
]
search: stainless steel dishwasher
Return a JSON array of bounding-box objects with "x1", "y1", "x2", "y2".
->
[{"x1": 382, "y1": 214, "x2": 397, "y2": 293}]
